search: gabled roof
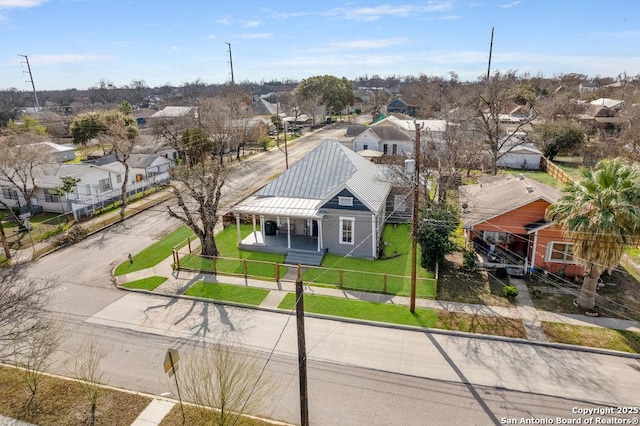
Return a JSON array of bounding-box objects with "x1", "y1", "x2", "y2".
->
[
  {"x1": 369, "y1": 125, "x2": 412, "y2": 141},
  {"x1": 345, "y1": 124, "x2": 368, "y2": 137},
  {"x1": 85, "y1": 153, "x2": 165, "y2": 169},
  {"x1": 234, "y1": 140, "x2": 391, "y2": 218},
  {"x1": 589, "y1": 98, "x2": 624, "y2": 110},
  {"x1": 246, "y1": 98, "x2": 278, "y2": 116},
  {"x1": 459, "y1": 175, "x2": 562, "y2": 229},
  {"x1": 150, "y1": 106, "x2": 196, "y2": 118}
]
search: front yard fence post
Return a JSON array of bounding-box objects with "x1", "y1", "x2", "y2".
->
[
  {"x1": 275, "y1": 262, "x2": 280, "y2": 281},
  {"x1": 383, "y1": 274, "x2": 387, "y2": 293},
  {"x1": 339, "y1": 269, "x2": 343, "y2": 288},
  {"x1": 175, "y1": 249, "x2": 180, "y2": 270},
  {"x1": 243, "y1": 258, "x2": 247, "y2": 278},
  {"x1": 187, "y1": 236, "x2": 192, "y2": 253},
  {"x1": 213, "y1": 256, "x2": 217, "y2": 274}
]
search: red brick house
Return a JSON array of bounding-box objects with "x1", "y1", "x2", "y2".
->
[{"x1": 459, "y1": 175, "x2": 584, "y2": 277}]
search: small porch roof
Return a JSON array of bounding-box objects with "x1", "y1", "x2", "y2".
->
[{"x1": 233, "y1": 196, "x2": 324, "y2": 219}]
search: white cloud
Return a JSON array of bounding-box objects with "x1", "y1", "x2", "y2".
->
[
  {"x1": 207, "y1": 34, "x2": 217, "y2": 39},
  {"x1": 29, "y1": 54, "x2": 108, "y2": 65},
  {"x1": 236, "y1": 33, "x2": 272, "y2": 40},
  {"x1": 243, "y1": 20, "x2": 260, "y2": 27},
  {"x1": 170, "y1": 46, "x2": 179, "y2": 52},
  {"x1": 0, "y1": 0, "x2": 47, "y2": 8},
  {"x1": 215, "y1": 17, "x2": 231, "y2": 25},
  {"x1": 333, "y1": 1, "x2": 454, "y2": 21},
  {"x1": 499, "y1": 1, "x2": 522, "y2": 9},
  {"x1": 328, "y1": 37, "x2": 407, "y2": 49}
]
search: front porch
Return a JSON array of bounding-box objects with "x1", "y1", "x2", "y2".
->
[
  {"x1": 239, "y1": 232, "x2": 325, "y2": 266},
  {"x1": 239, "y1": 231, "x2": 320, "y2": 254}
]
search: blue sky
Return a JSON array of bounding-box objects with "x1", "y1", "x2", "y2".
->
[{"x1": 2, "y1": 0, "x2": 640, "y2": 90}]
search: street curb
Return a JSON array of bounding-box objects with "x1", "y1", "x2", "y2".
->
[
  {"x1": 116, "y1": 282, "x2": 640, "y2": 361},
  {"x1": 31, "y1": 189, "x2": 174, "y2": 261}
]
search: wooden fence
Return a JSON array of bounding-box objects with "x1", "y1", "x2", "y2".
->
[{"x1": 540, "y1": 157, "x2": 574, "y2": 185}]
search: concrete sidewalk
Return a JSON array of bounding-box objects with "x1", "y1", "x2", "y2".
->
[{"x1": 116, "y1": 259, "x2": 640, "y2": 337}]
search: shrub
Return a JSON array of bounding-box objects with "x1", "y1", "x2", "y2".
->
[
  {"x1": 54, "y1": 225, "x2": 88, "y2": 247},
  {"x1": 503, "y1": 285, "x2": 519, "y2": 299},
  {"x1": 462, "y1": 249, "x2": 477, "y2": 271}
]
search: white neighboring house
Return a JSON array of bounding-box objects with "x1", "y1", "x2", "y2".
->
[
  {"x1": 496, "y1": 134, "x2": 542, "y2": 170},
  {"x1": 0, "y1": 154, "x2": 172, "y2": 219},
  {"x1": 352, "y1": 125, "x2": 412, "y2": 156},
  {"x1": 35, "y1": 141, "x2": 76, "y2": 162}
]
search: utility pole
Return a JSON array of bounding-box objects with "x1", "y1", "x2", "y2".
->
[
  {"x1": 487, "y1": 27, "x2": 494, "y2": 81},
  {"x1": 283, "y1": 120, "x2": 289, "y2": 170},
  {"x1": 410, "y1": 121, "x2": 422, "y2": 313},
  {"x1": 18, "y1": 54, "x2": 40, "y2": 111},
  {"x1": 295, "y1": 270, "x2": 309, "y2": 426},
  {"x1": 225, "y1": 42, "x2": 235, "y2": 85}
]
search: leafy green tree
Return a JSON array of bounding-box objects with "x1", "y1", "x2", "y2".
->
[
  {"x1": 50, "y1": 176, "x2": 81, "y2": 213},
  {"x1": 546, "y1": 159, "x2": 640, "y2": 310},
  {"x1": 70, "y1": 109, "x2": 139, "y2": 220},
  {"x1": 532, "y1": 121, "x2": 585, "y2": 160},
  {"x1": 417, "y1": 203, "x2": 459, "y2": 270},
  {"x1": 5, "y1": 115, "x2": 46, "y2": 135},
  {"x1": 181, "y1": 127, "x2": 212, "y2": 166},
  {"x1": 295, "y1": 75, "x2": 356, "y2": 116}
]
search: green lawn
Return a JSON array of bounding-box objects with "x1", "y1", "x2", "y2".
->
[
  {"x1": 302, "y1": 224, "x2": 435, "y2": 297},
  {"x1": 185, "y1": 281, "x2": 270, "y2": 306},
  {"x1": 278, "y1": 293, "x2": 526, "y2": 337},
  {"x1": 278, "y1": 293, "x2": 437, "y2": 327},
  {"x1": 121, "y1": 276, "x2": 167, "y2": 291},
  {"x1": 178, "y1": 224, "x2": 287, "y2": 280},
  {"x1": 114, "y1": 225, "x2": 195, "y2": 276}
]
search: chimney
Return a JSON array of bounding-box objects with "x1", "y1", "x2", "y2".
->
[{"x1": 525, "y1": 184, "x2": 534, "y2": 193}]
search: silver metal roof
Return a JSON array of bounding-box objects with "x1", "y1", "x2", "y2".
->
[{"x1": 235, "y1": 139, "x2": 391, "y2": 217}]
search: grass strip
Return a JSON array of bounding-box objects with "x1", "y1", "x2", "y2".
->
[
  {"x1": 114, "y1": 225, "x2": 194, "y2": 276},
  {"x1": 121, "y1": 276, "x2": 167, "y2": 291},
  {"x1": 542, "y1": 322, "x2": 640, "y2": 353},
  {"x1": 278, "y1": 293, "x2": 437, "y2": 327},
  {"x1": 278, "y1": 293, "x2": 526, "y2": 338},
  {"x1": 185, "y1": 281, "x2": 270, "y2": 306}
]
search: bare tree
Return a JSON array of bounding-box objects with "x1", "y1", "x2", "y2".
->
[
  {"x1": 464, "y1": 71, "x2": 536, "y2": 175},
  {"x1": 149, "y1": 109, "x2": 198, "y2": 164},
  {"x1": 14, "y1": 319, "x2": 66, "y2": 417},
  {"x1": 180, "y1": 344, "x2": 275, "y2": 426},
  {"x1": 72, "y1": 335, "x2": 107, "y2": 426},
  {"x1": 0, "y1": 132, "x2": 49, "y2": 225},
  {"x1": 0, "y1": 265, "x2": 55, "y2": 363}
]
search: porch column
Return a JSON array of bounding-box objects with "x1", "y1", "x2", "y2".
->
[
  {"x1": 287, "y1": 216, "x2": 291, "y2": 249},
  {"x1": 252, "y1": 215, "x2": 257, "y2": 242},
  {"x1": 318, "y1": 219, "x2": 323, "y2": 251},
  {"x1": 236, "y1": 214, "x2": 241, "y2": 247},
  {"x1": 371, "y1": 213, "x2": 377, "y2": 258},
  {"x1": 260, "y1": 215, "x2": 265, "y2": 242},
  {"x1": 530, "y1": 230, "x2": 539, "y2": 273}
]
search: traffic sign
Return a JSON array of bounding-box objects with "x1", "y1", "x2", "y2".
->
[{"x1": 164, "y1": 348, "x2": 180, "y2": 377}]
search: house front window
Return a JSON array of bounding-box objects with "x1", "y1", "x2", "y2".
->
[
  {"x1": 43, "y1": 189, "x2": 59, "y2": 203},
  {"x1": 392, "y1": 144, "x2": 398, "y2": 155},
  {"x1": 2, "y1": 188, "x2": 18, "y2": 200},
  {"x1": 383, "y1": 144, "x2": 388, "y2": 155},
  {"x1": 339, "y1": 217, "x2": 355, "y2": 245},
  {"x1": 98, "y1": 178, "x2": 112, "y2": 193},
  {"x1": 546, "y1": 242, "x2": 574, "y2": 263},
  {"x1": 363, "y1": 144, "x2": 368, "y2": 150}
]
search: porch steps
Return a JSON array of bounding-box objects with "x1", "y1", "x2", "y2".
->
[{"x1": 285, "y1": 249, "x2": 325, "y2": 267}]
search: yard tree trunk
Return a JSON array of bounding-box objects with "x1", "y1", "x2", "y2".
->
[
  {"x1": 118, "y1": 163, "x2": 130, "y2": 222},
  {"x1": 577, "y1": 264, "x2": 601, "y2": 310}
]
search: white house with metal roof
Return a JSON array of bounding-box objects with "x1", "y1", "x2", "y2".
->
[{"x1": 232, "y1": 140, "x2": 392, "y2": 264}]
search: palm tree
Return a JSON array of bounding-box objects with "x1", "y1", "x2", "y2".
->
[{"x1": 545, "y1": 159, "x2": 640, "y2": 310}]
